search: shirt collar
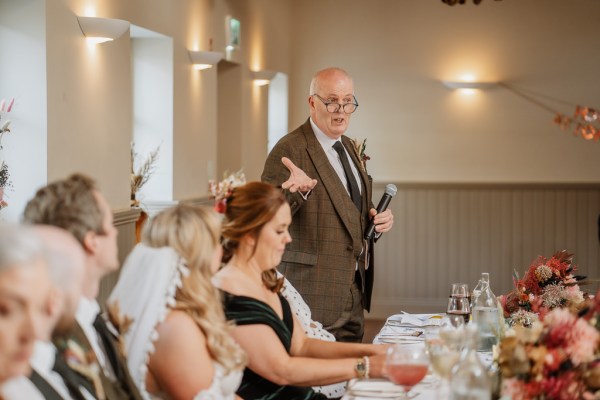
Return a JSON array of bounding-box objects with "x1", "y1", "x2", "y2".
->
[
  {"x1": 310, "y1": 117, "x2": 342, "y2": 150},
  {"x1": 76, "y1": 297, "x2": 101, "y2": 327},
  {"x1": 30, "y1": 340, "x2": 57, "y2": 375}
]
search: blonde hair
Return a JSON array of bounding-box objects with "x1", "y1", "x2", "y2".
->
[{"x1": 143, "y1": 203, "x2": 246, "y2": 373}]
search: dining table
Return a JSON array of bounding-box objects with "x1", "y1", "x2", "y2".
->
[{"x1": 341, "y1": 313, "x2": 494, "y2": 400}]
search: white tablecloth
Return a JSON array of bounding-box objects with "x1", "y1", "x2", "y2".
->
[{"x1": 341, "y1": 313, "x2": 493, "y2": 400}]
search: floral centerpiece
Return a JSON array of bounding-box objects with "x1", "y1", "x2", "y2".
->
[
  {"x1": 208, "y1": 169, "x2": 246, "y2": 213},
  {"x1": 498, "y1": 291, "x2": 600, "y2": 400},
  {"x1": 499, "y1": 250, "x2": 587, "y2": 327}
]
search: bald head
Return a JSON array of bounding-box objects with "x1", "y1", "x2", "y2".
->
[
  {"x1": 33, "y1": 225, "x2": 86, "y2": 338},
  {"x1": 309, "y1": 67, "x2": 353, "y2": 96},
  {"x1": 33, "y1": 225, "x2": 85, "y2": 293}
]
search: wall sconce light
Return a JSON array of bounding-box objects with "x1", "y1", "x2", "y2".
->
[
  {"x1": 252, "y1": 70, "x2": 277, "y2": 86},
  {"x1": 188, "y1": 50, "x2": 224, "y2": 70},
  {"x1": 442, "y1": 80, "x2": 498, "y2": 90},
  {"x1": 77, "y1": 16, "x2": 130, "y2": 44}
]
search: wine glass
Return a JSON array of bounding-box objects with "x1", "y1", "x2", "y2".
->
[
  {"x1": 386, "y1": 344, "x2": 429, "y2": 398},
  {"x1": 447, "y1": 283, "x2": 470, "y2": 324},
  {"x1": 425, "y1": 323, "x2": 461, "y2": 396}
]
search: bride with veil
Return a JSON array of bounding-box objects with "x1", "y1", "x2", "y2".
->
[{"x1": 108, "y1": 204, "x2": 246, "y2": 399}]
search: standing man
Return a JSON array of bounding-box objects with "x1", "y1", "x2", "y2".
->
[
  {"x1": 23, "y1": 174, "x2": 142, "y2": 400},
  {"x1": 262, "y1": 67, "x2": 394, "y2": 342}
]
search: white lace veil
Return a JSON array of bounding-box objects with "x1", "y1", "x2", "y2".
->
[{"x1": 107, "y1": 243, "x2": 189, "y2": 399}]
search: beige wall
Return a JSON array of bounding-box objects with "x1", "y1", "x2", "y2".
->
[
  {"x1": 289, "y1": 0, "x2": 600, "y2": 184},
  {"x1": 38, "y1": 0, "x2": 293, "y2": 213}
]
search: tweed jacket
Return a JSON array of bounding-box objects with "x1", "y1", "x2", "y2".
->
[
  {"x1": 58, "y1": 321, "x2": 142, "y2": 400},
  {"x1": 261, "y1": 119, "x2": 375, "y2": 327}
]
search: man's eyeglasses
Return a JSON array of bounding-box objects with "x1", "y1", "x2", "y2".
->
[{"x1": 311, "y1": 94, "x2": 359, "y2": 114}]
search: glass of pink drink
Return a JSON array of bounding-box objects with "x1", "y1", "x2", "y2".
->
[{"x1": 385, "y1": 344, "x2": 429, "y2": 398}]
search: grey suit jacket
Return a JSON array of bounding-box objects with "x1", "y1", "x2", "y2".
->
[{"x1": 261, "y1": 119, "x2": 374, "y2": 327}]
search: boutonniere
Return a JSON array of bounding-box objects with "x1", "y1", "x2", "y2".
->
[
  {"x1": 350, "y1": 137, "x2": 371, "y2": 172},
  {"x1": 107, "y1": 300, "x2": 134, "y2": 358},
  {"x1": 56, "y1": 338, "x2": 105, "y2": 399}
]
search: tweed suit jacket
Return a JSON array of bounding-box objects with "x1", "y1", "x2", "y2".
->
[
  {"x1": 60, "y1": 321, "x2": 142, "y2": 400},
  {"x1": 261, "y1": 119, "x2": 375, "y2": 327}
]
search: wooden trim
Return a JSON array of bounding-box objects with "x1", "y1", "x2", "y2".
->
[
  {"x1": 113, "y1": 208, "x2": 142, "y2": 226},
  {"x1": 179, "y1": 196, "x2": 212, "y2": 206},
  {"x1": 373, "y1": 181, "x2": 600, "y2": 191}
]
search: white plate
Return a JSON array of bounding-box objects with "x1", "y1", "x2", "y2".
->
[{"x1": 346, "y1": 379, "x2": 405, "y2": 398}]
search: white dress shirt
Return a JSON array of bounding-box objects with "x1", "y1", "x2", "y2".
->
[
  {"x1": 76, "y1": 297, "x2": 115, "y2": 379},
  {"x1": 310, "y1": 118, "x2": 362, "y2": 197},
  {"x1": 1, "y1": 341, "x2": 95, "y2": 400}
]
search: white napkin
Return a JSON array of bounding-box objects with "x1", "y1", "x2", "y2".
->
[{"x1": 387, "y1": 313, "x2": 443, "y2": 327}]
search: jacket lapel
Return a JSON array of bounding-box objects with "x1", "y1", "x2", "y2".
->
[{"x1": 302, "y1": 121, "x2": 362, "y2": 238}]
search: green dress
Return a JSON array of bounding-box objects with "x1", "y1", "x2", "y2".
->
[{"x1": 221, "y1": 291, "x2": 329, "y2": 400}]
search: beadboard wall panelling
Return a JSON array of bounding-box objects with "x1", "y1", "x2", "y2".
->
[{"x1": 369, "y1": 183, "x2": 600, "y2": 319}]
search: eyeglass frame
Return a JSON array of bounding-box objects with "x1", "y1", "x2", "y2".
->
[{"x1": 311, "y1": 93, "x2": 359, "y2": 114}]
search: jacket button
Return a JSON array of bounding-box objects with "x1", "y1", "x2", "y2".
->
[
  {"x1": 291, "y1": 201, "x2": 298, "y2": 208},
  {"x1": 347, "y1": 245, "x2": 353, "y2": 251}
]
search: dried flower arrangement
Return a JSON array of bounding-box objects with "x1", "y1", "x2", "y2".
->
[
  {"x1": 500, "y1": 250, "x2": 587, "y2": 328},
  {"x1": 208, "y1": 170, "x2": 246, "y2": 213},
  {"x1": 498, "y1": 292, "x2": 600, "y2": 400},
  {"x1": 130, "y1": 142, "x2": 160, "y2": 206},
  {"x1": 0, "y1": 98, "x2": 15, "y2": 211}
]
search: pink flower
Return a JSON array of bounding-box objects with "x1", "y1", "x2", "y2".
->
[
  {"x1": 6, "y1": 98, "x2": 13, "y2": 112},
  {"x1": 501, "y1": 378, "x2": 526, "y2": 400},
  {"x1": 566, "y1": 318, "x2": 599, "y2": 365},
  {"x1": 0, "y1": 99, "x2": 5, "y2": 112}
]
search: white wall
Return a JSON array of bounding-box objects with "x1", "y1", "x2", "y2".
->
[
  {"x1": 0, "y1": 0, "x2": 47, "y2": 222},
  {"x1": 132, "y1": 32, "x2": 174, "y2": 203},
  {"x1": 268, "y1": 72, "x2": 288, "y2": 153}
]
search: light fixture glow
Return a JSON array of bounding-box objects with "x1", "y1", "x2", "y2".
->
[
  {"x1": 251, "y1": 70, "x2": 277, "y2": 86},
  {"x1": 442, "y1": 80, "x2": 498, "y2": 90},
  {"x1": 188, "y1": 50, "x2": 224, "y2": 70},
  {"x1": 77, "y1": 16, "x2": 130, "y2": 44}
]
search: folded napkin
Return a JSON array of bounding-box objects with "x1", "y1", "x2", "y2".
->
[{"x1": 386, "y1": 313, "x2": 443, "y2": 327}]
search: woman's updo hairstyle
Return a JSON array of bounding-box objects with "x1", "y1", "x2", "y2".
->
[{"x1": 221, "y1": 181, "x2": 286, "y2": 292}]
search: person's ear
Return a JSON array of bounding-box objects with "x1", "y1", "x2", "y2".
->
[
  {"x1": 46, "y1": 287, "x2": 64, "y2": 319},
  {"x1": 308, "y1": 95, "x2": 317, "y2": 110},
  {"x1": 82, "y1": 230, "x2": 97, "y2": 255}
]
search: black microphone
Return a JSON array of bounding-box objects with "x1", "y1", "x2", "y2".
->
[{"x1": 364, "y1": 184, "x2": 397, "y2": 241}]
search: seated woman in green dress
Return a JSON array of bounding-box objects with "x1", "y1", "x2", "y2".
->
[{"x1": 212, "y1": 182, "x2": 389, "y2": 400}]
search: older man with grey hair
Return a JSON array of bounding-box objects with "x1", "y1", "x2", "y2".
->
[
  {"x1": 0, "y1": 224, "x2": 51, "y2": 385},
  {"x1": 1, "y1": 225, "x2": 94, "y2": 400}
]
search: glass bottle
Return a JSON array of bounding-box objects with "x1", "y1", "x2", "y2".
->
[
  {"x1": 470, "y1": 278, "x2": 483, "y2": 314},
  {"x1": 449, "y1": 324, "x2": 491, "y2": 400},
  {"x1": 471, "y1": 272, "x2": 500, "y2": 352}
]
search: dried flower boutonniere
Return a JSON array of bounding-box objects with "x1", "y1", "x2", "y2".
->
[
  {"x1": 107, "y1": 300, "x2": 134, "y2": 359},
  {"x1": 56, "y1": 338, "x2": 105, "y2": 399},
  {"x1": 351, "y1": 137, "x2": 370, "y2": 172}
]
